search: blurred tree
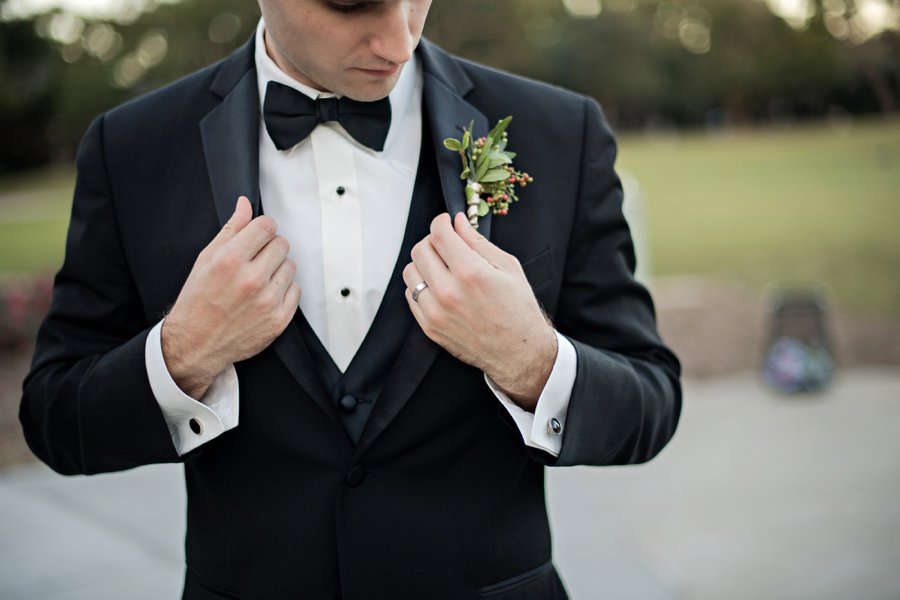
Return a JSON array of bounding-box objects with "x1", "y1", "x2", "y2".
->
[
  {"x1": 0, "y1": 17, "x2": 62, "y2": 170},
  {"x1": 1, "y1": 0, "x2": 259, "y2": 169},
  {"x1": 1, "y1": 0, "x2": 897, "y2": 171},
  {"x1": 807, "y1": 0, "x2": 899, "y2": 114}
]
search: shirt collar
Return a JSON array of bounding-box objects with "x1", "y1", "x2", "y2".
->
[{"x1": 254, "y1": 18, "x2": 417, "y2": 126}]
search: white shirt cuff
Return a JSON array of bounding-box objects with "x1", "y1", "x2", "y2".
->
[
  {"x1": 485, "y1": 331, "x2": 577, "y2": 457},
  {"x1": 145, "y1": 320, "x2": 239, "y2": 456}
]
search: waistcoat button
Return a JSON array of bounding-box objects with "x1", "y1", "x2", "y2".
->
[{"x1": 339, "y1": 394, "x2": 358, "y2": 412}]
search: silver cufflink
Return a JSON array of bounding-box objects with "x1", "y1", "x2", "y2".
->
[{"x1": 547, "y1": 417, "x2": 562, "y2": 436}]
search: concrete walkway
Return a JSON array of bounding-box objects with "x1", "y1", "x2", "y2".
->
[{"x1": 2, "y1": 369, "x2": 899, "y2": 599}]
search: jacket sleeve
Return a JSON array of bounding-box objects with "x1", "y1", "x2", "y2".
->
[
  {"x1": 551, "y1": 97, "x2": 682, "y2": 467},
  {"x1": 19, "y1": 115, "x2": 181, "y2": 475}
]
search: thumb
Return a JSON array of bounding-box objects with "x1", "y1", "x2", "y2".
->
[
  {"x1": 213, "y1": 196, "x2": 253, "y2": 246},
  {"x1": 453, "y1": 211, "x2": 507, "y2": 266}
]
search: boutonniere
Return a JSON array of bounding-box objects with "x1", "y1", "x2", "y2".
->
[{"x1": 443, "y1": 116, "x2": 534, "y2": 229}]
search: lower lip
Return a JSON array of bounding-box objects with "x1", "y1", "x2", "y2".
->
[{"x1": 356, "y1": 66, "x2": 398, "y2": 78}]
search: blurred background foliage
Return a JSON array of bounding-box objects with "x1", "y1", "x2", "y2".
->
[
  {"x1": 0, "y1": 0, "x2": 897, "y2": 321},
  {"x1": 0, "y1": 0, "x2": 897, "y2": 169}
]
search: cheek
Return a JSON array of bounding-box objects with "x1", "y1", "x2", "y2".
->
[{"x1": 410, "y1": 0, "x2": 432, "y2": 32}]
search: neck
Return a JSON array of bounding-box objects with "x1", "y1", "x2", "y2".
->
[{"x1": 262, "y1": 29, "x2": 329, "y2": 93}]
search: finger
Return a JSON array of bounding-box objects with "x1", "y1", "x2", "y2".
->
[
  {"x1": 427, "y1": 213, "x2": 480, "y2": 274},
  {"x1": 403, "y1": 263, "x2": 428, "y2": 308},
  {"x1": 269, "y1": 255, "x2": 297, "y2": 297},
  {"x1": 401, "y1": 261, "x2": 424, "y2": 295},
  {"x1": 283, "y1": 282, "x2": 302, "y2": 311},
  {"x1": 207, "y1": 196, "x2": 253, "y2": 251},
  {"x1": 231, "y1": 214, "x2": 280, "y2": 261},
  {"x1": 402, "y1": 264, "x2": 428, "y2": 324},
  {"x1": 402, "y1": 261, "x2": 431, "y2": 311},
  {"x1": 252, "y1": 235, "x2": 291, "y2": 278},
  {"x1": 410, "y1": 236, "x2": 453, "y2": 295},
  {"x1": 404, "y1": 285, "x2": 427, "y2": 326},
  {"x1": 275, "y1": 281, "x2": 301, "y2": 332},
  {"x1": 452, "y1": 212, "x2": 509, "y2": 268}
]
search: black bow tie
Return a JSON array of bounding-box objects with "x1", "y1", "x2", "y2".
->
[{"x1": 263, "y1": 81, "x2": 392, "y2": 152}]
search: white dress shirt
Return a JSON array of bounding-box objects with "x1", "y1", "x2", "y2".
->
[{"x1": 145, "y1": 20, "x2": 577, "y2": 457}]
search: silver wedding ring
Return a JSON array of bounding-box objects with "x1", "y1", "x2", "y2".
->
[{"x1": 411, "y1": 281, "x2": 429, "y2": 303}]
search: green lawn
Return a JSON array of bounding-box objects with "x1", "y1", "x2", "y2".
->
[
  {"x1": 1, "y1": 118, "x2": 898, "y2": 313},
  {"x1": 618, "y1": 118, "x2": 900, "y2": 314},
  {"x1": 0, "y1": 166, "x2": 74, "y2": 276}
]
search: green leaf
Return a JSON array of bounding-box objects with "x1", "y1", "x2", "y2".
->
[
  {"x1": 481, "y1": 168, "x2": 512, "y2": 183},
  {"x1": 443, "y1": 138, "x2": 462, "y2": 152},
  {"x1": 488, "y1": 116, "x2": 513, "y2": 141},
  {"x1": 477, "y1": 201, "x2": 490, "y2": 217},
  {"x1": 475, "y1": 156, "x2": 492, "y2": 181},
  {"x1": 462, "y1": 130, "x2": 471, "y2": 151},
  {"x1": 460, "y1": 166, "x2": 470, "y2": 180},
  {"x1": 488, "y1": 153, "x2": 512, "y2": 168}
]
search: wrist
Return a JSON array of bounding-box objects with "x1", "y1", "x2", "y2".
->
[
  {"x1": 492, "y1": 324, "x2": 558, "y2": 412},
  {"x1": 160, "y1": 316, "x2": 220, "y2": 399}
]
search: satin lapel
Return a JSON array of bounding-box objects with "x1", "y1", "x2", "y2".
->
[
  {"x1": 199, "y1": 47, "x2": 337, "y2": 428},
  {"x1": 200, "y1": 68, "x2": 261, "y2": 225},
  {"x1": 353, "y1": 43, "x2": 490, "y2": 457},
  {"x1": 423, "y1": 73, "x2": 494, "y2": 241},
  {"x1": 271, "y1": 317, "x2": 341, "y2": 432},
  {"x1": 353, "y1": 327, "x2": 438, "y2": 458}
]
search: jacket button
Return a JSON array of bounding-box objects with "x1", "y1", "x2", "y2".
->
[
  {"x1": 339, "y1": 395, "x2": 358, "y2": 413},
  {"x1": 345, "y1": 465, "x2": 366, "y2": 487}
]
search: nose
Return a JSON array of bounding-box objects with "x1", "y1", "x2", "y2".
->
[{"x1": 369, "y1": 4, "x2": 416, "y2": 65}]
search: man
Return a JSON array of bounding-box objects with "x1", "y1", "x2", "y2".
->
[{"x1": 21, "y1": 1, "x2": 681, "y2": 598}]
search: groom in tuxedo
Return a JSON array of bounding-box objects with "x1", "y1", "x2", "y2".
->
[{"x1": 21, "y1": 1, "x2": 681, "y2": 598}]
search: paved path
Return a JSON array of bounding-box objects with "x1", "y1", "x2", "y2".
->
[{"x1": 2, "y1": 369, "x2": 899, "y2": 599}]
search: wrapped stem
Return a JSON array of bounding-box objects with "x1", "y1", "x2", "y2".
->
[{"x1": 465, "y1": 181, "x2": 482, "y2": 229}]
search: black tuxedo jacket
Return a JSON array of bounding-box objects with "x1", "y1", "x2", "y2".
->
[{"x1": 21, "y1": 37, "x2": 681, "y2": 599}]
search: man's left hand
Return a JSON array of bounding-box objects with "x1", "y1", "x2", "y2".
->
[{"x1": 403, "y1": 213, "x2": 558, "y2": 411}]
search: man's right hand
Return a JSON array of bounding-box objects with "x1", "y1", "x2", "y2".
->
[{"x1": 161, "y1": 196, "x2": 301, "y2": 399}]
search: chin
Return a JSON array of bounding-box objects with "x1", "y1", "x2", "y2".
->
[{"x1": 343, "y1": 78, "x2": 400, "y2": 103}]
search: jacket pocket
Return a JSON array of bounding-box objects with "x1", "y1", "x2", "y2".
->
[
  {"x1": 520, "y1": 248, "x2": 555, "y2": 291},
  {"x1": 477, "y1": 561, "x2": 567, "y2": 599}
]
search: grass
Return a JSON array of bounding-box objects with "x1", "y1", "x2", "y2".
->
[
  {"x1": 617, "y1": 118, "x2": 900, "y2": 315},
  {"x1": 1, "y1": 118, "x2": 898, "y2": 314},
  {"x1": 0, "y1": 166, "x2": 73, "y2": 277},
  {"x1": 0, "y1": 220, "x2": 69, "y2": 274}
]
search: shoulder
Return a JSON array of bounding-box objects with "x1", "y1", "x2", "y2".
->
[
  {"x1": 99, "y1": 41, "x2": 252, "y2": 148},
  {"x1": 462, "y1": 57, "x2": 586, "y2": 111},
  {"x1": 420, "y1": 39, "x2": 606, "y2": 142},
  {"x1": 108, "y1": 64, "x2": 215, "y2": 123}
]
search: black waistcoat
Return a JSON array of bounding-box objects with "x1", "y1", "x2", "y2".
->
[{"x1": 293, "y1": 118, "x2": 443, "y2": 443}]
